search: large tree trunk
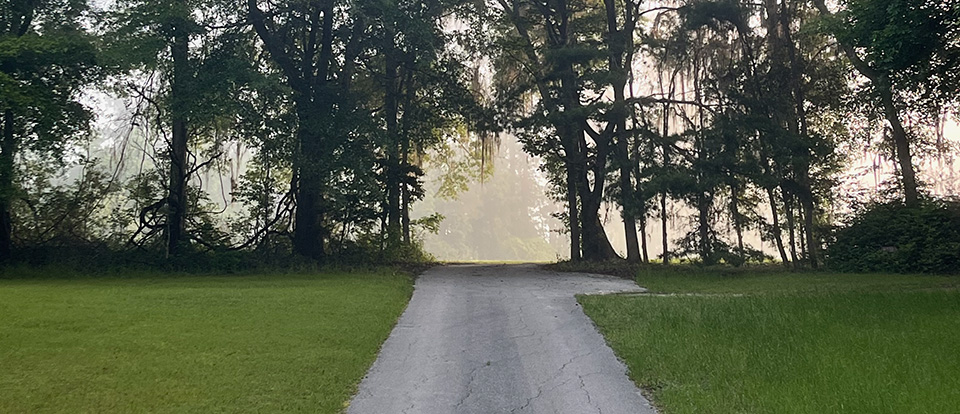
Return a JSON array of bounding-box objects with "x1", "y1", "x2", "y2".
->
[
  {"x1": 292, "y1": 189, "x2": 325, "y2": 259},
  {"x1": 756, "y1": 2, "x2": 791, "y2": 267},
  {"x1": 576, "y1": 139, "x2": 619, "y2": 261},
  {"x1": 166, "y1": 20, "x2": 189, "y2": 256},
  {"x1": 580, "y1": 199, "x2": 619, "y2": 260},
  {"x1": 575, "y1": 131, "x2": 618, "y2": 261},
  {"x1": 0, "y1": 109, "x2": 16, "y2": 261},
  {"x1": 292, "y1": 115, "x2": 327, "y2": 260},
  {"x1": 249, "y1": 0, "x2": 335, "y2": 261}
]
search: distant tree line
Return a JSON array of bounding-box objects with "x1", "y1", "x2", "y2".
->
[{"x1": 0, "y1": 0, "x2": 958, "y2": 271}]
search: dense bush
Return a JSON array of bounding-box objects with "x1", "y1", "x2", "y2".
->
[{"x1": 827, "y1": 200, "x2": 960, "y2": 273}]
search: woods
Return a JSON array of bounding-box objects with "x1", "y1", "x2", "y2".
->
[
  {"x1": 488, "y1": 0, "x2": 959, "y2": 268},
  {"x1": 1, "y1": 0, "x2": 958, "y2": 271}
]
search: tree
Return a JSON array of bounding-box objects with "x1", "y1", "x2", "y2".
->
[
  {"x1": 813, "y1": 0, "x2": 960, "y2": 207},
  {"x1": 107, "y1": 0, "x2": 262, "y2": 255},
  {"x1": 0, "y1": 0, "x2": 100, "y2": 261},
  {"x1": 490, "y1": 0, "x2": 623, "y2": 261},
  {"x1": 369, "y1": 0, "x2": 487, "y2": 249},
  {"x1": 638, "y1": 0, "x2": 846, "y2": 266},
  {"x1": 247, "y1": 0, "x2": 369, "y2": 260},
  {"x1": 247, "y1": 0, "x2": 482, "y2": 261},
  {"x1": 604, "y1": 0, "x2": 643, "y2": 262}
]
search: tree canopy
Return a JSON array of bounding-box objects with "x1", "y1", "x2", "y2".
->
[{"x1": 0, "y1": 0, "x2": 958, "y2": 271}]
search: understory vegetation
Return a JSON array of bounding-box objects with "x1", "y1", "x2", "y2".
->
[
  {"x1": 0, "y1": 268, "x2": 414, "y2": 413},
  {"x1": 580, "y1": 267, "x2": 960, "y2": 413}
]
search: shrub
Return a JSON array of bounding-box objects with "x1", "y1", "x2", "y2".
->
[{"x1": 827, "y1": 199, "x2": 960, "y2": 273}]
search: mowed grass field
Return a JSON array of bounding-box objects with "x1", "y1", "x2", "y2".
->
[
  {"x1": 579, "y1": 268, "x2": 960, "y2": 414},
  {"x1": 0, "y1": 269, "x2": 414, "y2": 413}
]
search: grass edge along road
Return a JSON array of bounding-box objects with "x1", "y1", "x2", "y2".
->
[
  {"x1": 0, "y1": 268, "x2": 415, "y2": 414},
  {"x1": 578, "y1": 268, "x2": 960, "y2": 414}
]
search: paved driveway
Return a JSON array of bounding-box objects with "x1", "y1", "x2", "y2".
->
[{"x1": 347, "y1": 263, "x2": 657, "y2": 414}]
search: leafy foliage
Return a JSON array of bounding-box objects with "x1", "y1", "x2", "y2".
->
[
  {"x1": 828, "y1": 199, "x2": 960, "y2": 274},
  {"x1": 2, "y1": 0, "x2": 959, "y2": 269}
]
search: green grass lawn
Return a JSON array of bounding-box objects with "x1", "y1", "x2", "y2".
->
[
  {"x1": 579, "y1": 268, "x2": 960, "y2": 413},
  {"x1": 0, "y1": 269, "x2": 414, "y2": 413}
]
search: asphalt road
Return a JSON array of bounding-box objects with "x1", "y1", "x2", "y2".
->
[{"x1": 347, "y1": 263, "x2": 658, "y2": 414}]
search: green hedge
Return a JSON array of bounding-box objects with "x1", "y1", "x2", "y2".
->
[{"x1": 827, "y1": 200, "x2": 960, "y2": 274}]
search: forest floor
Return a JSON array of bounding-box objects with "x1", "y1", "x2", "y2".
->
[
  {"x1": 577, "y1": 265, "x2": 960, "y2": 413},
  {"x1": 0, "y1": 269, "x2": 414, "y2": 413}
]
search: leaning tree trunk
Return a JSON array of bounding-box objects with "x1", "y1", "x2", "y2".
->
[
  {"x1": 799, "y1": 193, "x2": 818, "y2": 268},
  {"x1": 783, "y1": 190, "x2": 800, "y2": 266},
  {"x1": 881, "y1": 86, "x2": 920, "y2": 207},
  {"x1": 166, "y1": 20, "x2": 190, "y2": 256},
  {"x1": 766, "y1": 187, "x2": 790, "y2": 265}
]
